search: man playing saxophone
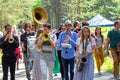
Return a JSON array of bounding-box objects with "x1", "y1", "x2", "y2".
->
[
  {"x1": 36, "y1": 23, "x2": 57, "y2": 80},
  {"x1": 57, "y1": 20, "x2": 78, "y2": 80}
]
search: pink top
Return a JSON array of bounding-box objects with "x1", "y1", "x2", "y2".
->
[{"x1": 77, "y1": 30, "x2": 97, "y2": 41}]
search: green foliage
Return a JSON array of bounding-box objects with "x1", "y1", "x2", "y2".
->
[
  {"x1": 0, "y1": 0, "x2": 37, "y2": 26},
  {"x1": 32, "y1": 0, "x2": 45, "y2": 9},
  {"x1": 0, "y1": 0, "x2": 120, "y2": 28}
]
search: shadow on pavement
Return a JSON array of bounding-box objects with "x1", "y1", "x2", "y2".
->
[
  {"x1": 94, "y1": 71, "x2": 114, "y2": 80},
  {"x1": 15, "y1": 71, "x2": 26, "y2": 78}
]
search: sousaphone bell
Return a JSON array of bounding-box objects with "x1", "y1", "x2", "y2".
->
[{"x1": 32, "y1": 7, "x2": 48, "y2": 31}]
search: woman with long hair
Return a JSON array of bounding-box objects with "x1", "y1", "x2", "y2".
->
[
  {"x1": 73, "y1": 26, "x2": 96, "y2": 80},
  {"x1": 12, "y1": 25, "x2": 21, "y2": 70},
  {"x1": 32, "y1": 29, "x2": 43, "y2": 80},
  {"x1": 94, "y1": 27, "x2": 104, "y2": 75}
]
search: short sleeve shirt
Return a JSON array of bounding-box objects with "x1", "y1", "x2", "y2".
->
[
  {"x1": 20, "y1": 31, "x2": 35, "y2": 48},
  {"x1": 96, "y1": 36, "x2": 103, "y2": 46},
  {"x1": 107, "y1": 29, "x2": 120, "y2": 49},
  {"x1": 41, "y1": 33, "x2": 57, "y2": 53},
  {"x1": 76, "y1": 38, "x2": 96, "y2": 54}
]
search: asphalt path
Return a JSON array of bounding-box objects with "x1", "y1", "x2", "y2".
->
[{"x1": 0, "y1": 61, "x2": 114, "y2": 80}]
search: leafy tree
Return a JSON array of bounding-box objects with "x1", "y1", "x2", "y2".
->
[
  {"x1": 1, "y1": 0, "x2": 120, "y2": 29},
  {"x1": 0, "y1": 0, "x2": 37, "y2": 27}
]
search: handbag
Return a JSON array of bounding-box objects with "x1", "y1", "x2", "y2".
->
[{"x1": 15, "y1": 48, "x2": 20, "y2": 54}]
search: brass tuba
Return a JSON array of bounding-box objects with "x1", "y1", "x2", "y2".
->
[{"x1": 32, "y1": 7, "x2": 48, "y2": 31}]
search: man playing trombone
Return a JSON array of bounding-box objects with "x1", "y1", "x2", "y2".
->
[{"x1": 36, "y1": 23, "x2": 57, "y2": 80}]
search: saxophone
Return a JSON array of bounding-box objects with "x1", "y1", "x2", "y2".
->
[
  {"x1": 76, "y1": 38, "x2": 88, "y2": 72},
  {"x1": 76, "y1": 51, "x2": 88, "y2": 72}
]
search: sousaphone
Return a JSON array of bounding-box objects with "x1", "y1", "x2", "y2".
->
[{"x1": 32, "y1": 7, "x2": 48, "y2": 31}]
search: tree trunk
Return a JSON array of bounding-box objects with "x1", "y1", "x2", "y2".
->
[{"x1": 53, "y1": 0, "x2": 62, "y2": 28}]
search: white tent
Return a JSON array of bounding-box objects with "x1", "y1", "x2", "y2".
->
[{"x1": 88, "y1": 14, "x2": 114, "y2": 27}]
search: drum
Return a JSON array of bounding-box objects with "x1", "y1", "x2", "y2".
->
[{"x1": 27, "y1": 36, "x2": 36, "y2": 61}]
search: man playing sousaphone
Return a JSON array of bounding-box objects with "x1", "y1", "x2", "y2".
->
[
  {"x1": 105, "y1": 21, "x2": 120, "y2": 80},
  {"x1": 36, "y1": 23, "x2": 57, "y2": 80}
]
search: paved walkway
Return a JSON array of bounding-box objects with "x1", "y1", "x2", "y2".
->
[{"x1": 0, "y1": 61, "x2": 114, "y2": 80}]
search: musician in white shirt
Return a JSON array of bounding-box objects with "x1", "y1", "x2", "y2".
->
[
  {"x1": 32, "y1": 29, "x2": 42, "y2": 80},
  {"x1": 36, "y1": 23, "x2": 57, "y2": 80},
  {"x1": 74, "y1": 26, "x2": 96, "y2": 80}
]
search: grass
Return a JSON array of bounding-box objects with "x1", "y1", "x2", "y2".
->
[
  {"x1": 101, "y1": 56, "x2": 113, "y2": 73},
  {"x1": 94, "y1": 50, "x2": 114, "y2": 73},
  {"x1": 94, "y1": 55, "x2": 113, "y2": 73}
]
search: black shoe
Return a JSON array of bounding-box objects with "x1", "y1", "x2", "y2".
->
[
  {"x1": 28, "y1": 78, "x2": 31, "y2": 80},
  {"x1": 17, "y1": 67, "x2": 19, "y2": 70},
  {"x1": 54, "y1": 74, "x2": 57, "y2": 76},
  {"x1": 62, "y1": 77, "x2": 64, "y2": 80}
]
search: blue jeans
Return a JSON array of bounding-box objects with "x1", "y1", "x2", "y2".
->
[
  {"x1": 23, "y1": 52, "x2": 31, "y2": 80},
  {"x1": 62, "y1": 57, "x2": 75, "y2": 80}
]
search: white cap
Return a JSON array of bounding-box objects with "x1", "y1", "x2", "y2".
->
[{"x1": 65, "y1": 20, "x2": 72, "y2": 25}]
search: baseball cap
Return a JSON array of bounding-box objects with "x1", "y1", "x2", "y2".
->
[{"x1": 65, "y1": 20, "x2": 72, "y2": 25}]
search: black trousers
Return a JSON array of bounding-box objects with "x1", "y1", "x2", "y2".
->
[
  {"x1": 2, "y1": 54, "x2": 16, "y2": 80},
  {"x1": 57, "y1": 50, "x2": 64, "y2": 78}
]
